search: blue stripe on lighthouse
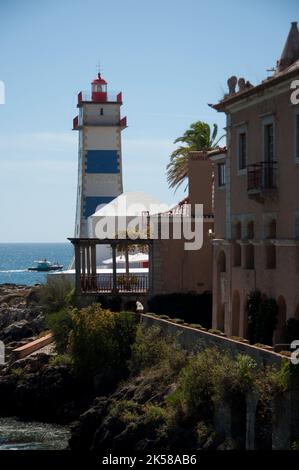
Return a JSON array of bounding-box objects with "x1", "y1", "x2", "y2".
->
[
  {"x1": 86, "y1": 150, "x2": 119, "y2": 173},
  {"x1": 84, "y1": 196, "x2": 115, "y2": 218}
]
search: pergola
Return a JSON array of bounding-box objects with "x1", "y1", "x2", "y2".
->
[{"x1": 68, "y1": 237, "x2": 153, "y2": 295}]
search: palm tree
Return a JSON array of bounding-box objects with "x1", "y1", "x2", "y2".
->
[{"x1": 166, "y1": 121, "x2": 225, "y2": 191}]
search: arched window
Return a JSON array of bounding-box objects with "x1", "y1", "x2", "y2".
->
[
  {"x1": 233, "y1": 221, "x2": 242, "y2": 240},
  {"x1": 265, "y1": 218, "x2": 276, "y2": 269},
  {"x1": 247, "y1": 221, "x2": 254, "y2": 239},
  {"x1": 266, "y1": 218, "x2": 276, "y2": 239},
  {"x1": 233, "y1": 242, "x2": 242, "y2": 266},
  {"x1": 266, "y1": 244, "x2": 276, "y2": 269},
  {"x1": 245, "y1": 244, "x2": 255, "y2": 269}
]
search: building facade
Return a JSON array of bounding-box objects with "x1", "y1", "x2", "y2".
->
[
  {"x1": 152, "y1": 151, "x2": 214, "y2": 295},
  {"x1": 211, "y1": 22, "x2": 299, "y2": 342}
]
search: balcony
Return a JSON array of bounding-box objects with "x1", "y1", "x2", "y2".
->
[
  {"x1": 80, "y1": 273, "x2": 149, "y2": 294},
  {"x1": 247, "y1": 161, "x2": 278, "y2": 202},
  {"x1": 77, "y1": 90, "x2": 122, "y2": 105}
]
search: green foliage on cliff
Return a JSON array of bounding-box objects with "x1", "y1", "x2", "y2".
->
[
  {"x1": 69, "y1": 304, "x2": 138, "y2": 379},
  {"x1": 129, "y1": 325, "x2": 186, "y2": 376},
  {"x1": 46, "y1": 307, "x2": 74, "y2": 354},
  {"x1": 39, "y1": 277, "x2": 75, "y2": 313},
  {"x1": 98, "y1": 330, "x2": 289, "y2": 450}
]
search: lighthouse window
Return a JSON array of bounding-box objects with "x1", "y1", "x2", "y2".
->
[{"x1": 100, "y1": 108, "x2": 104, "y2": 115}]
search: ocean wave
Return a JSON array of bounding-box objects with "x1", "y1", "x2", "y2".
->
[{"x1": 0, "y1": 269, "x2": 28, "y2": 273}]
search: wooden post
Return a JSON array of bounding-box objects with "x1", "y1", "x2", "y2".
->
[
  {"x1": 74, "y1": 243, "x2": 81, "y2": 294},
  {"x1": 112, "y1": 243, "x2": 117, "y2": 293},
  {"x1": 86, "y1": 245, "x2": 91, "y2": 275},
  {"x1": 91, "y1": 242, "x2": 97, "y2": 290},
  {"x1": 148, "y1": 242, "x2": 153, "y2": 294},
  {"x1": 81, "y1": 245, "x2": 86, "y2": 289}
]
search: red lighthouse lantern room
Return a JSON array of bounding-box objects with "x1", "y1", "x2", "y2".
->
[{"x1": 91, "y1": 73, "x2": 108, "y2": 102}]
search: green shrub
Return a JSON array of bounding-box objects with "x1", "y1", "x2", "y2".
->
[
  {"x1": 208, "y1": 328, "x2": 224, "y2": 336},
  {"x1": 49, "y1": 354, "x2": 73, "y2": 366},
  {"x1": 46, "y1": 307, "x2": 74, "y2": 354},
  {"x1": 11, "y1": 367, "x2": 25, "y2": 378},
  {"x1": 109, "y1": 399, "x2": 142, "y2": 424},
  {"x1": 168, "y1": 348, "x2": 222, "y2": 422},
  {"x1": 291, "y1": 441, "x2": 299, "y2": 450},
  {"x1": 69, "y1": 304, "x2": 137, "y2": 379},
  {"x1": 282, "y1": 318, "x2": 299, "y2": 344},
  {"x1": 129, "y1": 325, "x2": 185, "y2": 377},
  {"x1": 189, "y1": 324, "x2": 203, "y2": 329},
  {"x1": 39, "y1": 277, "x2": 74, "y2": 313},
  {"x1": 171, "y1": 318, "x2": 185, "y2": 324},
  {"x1": 246, "y1": 290, "x2": 278, "y2": 345},
  {"x1": 166, "y1": 349, "x2": 258, "y2": 424},
  {"x1": 159, "y1": 315, "x2": 170, "y2": 320}
]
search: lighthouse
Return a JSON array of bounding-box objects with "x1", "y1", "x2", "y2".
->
[{"x1": 73, "y1": 73, "x2": 127, "y2": 238}]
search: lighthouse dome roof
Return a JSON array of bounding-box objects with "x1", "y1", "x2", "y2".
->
[
  {"x1": 90, "y1": 191, "x2": 170, "y2": 218},
  {"x1": 92, "y1": 73, "x2": 107, "y2": 85}
]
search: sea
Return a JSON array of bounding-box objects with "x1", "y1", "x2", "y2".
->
[
  {"x1": 0, "y1": 417, "x2": 70, "y2": 450},
  {"x1": 0, "y1": 243, "x2": 74, "y2": 286}
]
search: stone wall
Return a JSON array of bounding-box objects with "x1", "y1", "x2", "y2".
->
[{"x1": 141, "y1": 314, "x2": 283, "y2": 367}]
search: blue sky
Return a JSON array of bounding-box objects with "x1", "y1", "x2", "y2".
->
[{"x1": 0, "y1": 0, "x2": 297, "y2": 242}]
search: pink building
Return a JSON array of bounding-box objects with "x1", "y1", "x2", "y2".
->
[{"x1": 211, "y1": 22, "x2": 299, "y2": 342}]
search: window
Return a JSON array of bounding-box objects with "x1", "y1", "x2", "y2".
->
[
  {"x1": 247, "y1": 221, "x2": 254, "y2": 239},
  {"x1": 265, "y1": 244, "x2": 276, "y2": 269},
  {"x1": 233, "y1": 242, "x2": 241, "y2": 267},
  {"x1": 238, "y1": 132, "x2": 247, "y2": 170},
  {"x1": 264, "y1": 123, "x2": 274, "y2": 162},
  {"x1": 218, "y1": 162, "x2": 226, "y2": 187},
  {"x1": 245, "y1": 244, "x2": 254, "y2": 269},
  {"x1": 233, "y1": 221, "x2": 242, "y2": 239},
  {"x1": 100, "y1": 108, "x2": 104, "y2": 115}
]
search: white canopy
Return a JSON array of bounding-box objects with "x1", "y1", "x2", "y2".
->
[{"x1": 102, "y1": 252, "x2": 148, "y2": 265}]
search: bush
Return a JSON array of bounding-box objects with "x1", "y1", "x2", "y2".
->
[
  {"x1": 189, "y1": 324, "x2": 203, "y2": 329},
  {"x1": 39, "y1": 277, "x2": 75, "y2": 313},
  {"x1": 49, "y1": 354, "x2": 73, "y2": 366},
  {"x1": 282, "y1": 318, "x2": 299, "y2": 344},
  {"x1": 246, "y1": 290, "x2": 278, "y2": 345},
  {"x1": 166, "y1": 349, "x2": 258, "y2": 425},
  {"x1": 46, "y1": 307, "x2": 74, "y2": 354},
  {"x1": 208, "y1": 328, "x2": 224, "y2": 336},
  {"x1": 69, "y1": 304, "x2": 137, "y2": 379},
  {"x1": 147, "y1": 291, "x2": 212, "y2": 327},
  {"x1": 129, "y1": 325, "x2": 186, "y2": 378}
]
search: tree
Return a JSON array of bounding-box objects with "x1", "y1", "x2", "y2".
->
[{"x1": 166, "y1": 121, "x2": 224, "y2": 191}]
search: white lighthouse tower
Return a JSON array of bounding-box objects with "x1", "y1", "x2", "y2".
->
[{"x1": 73, "y1": 73, "x2": 127, "y2": 238}]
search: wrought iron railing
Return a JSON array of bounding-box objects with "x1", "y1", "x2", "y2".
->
[
  {"x1": 80, "y1": 274, "x2": 149, "y2": 293},
  {"x1": 247, "y1": 161, "x2": 277, "y2": 192}
]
